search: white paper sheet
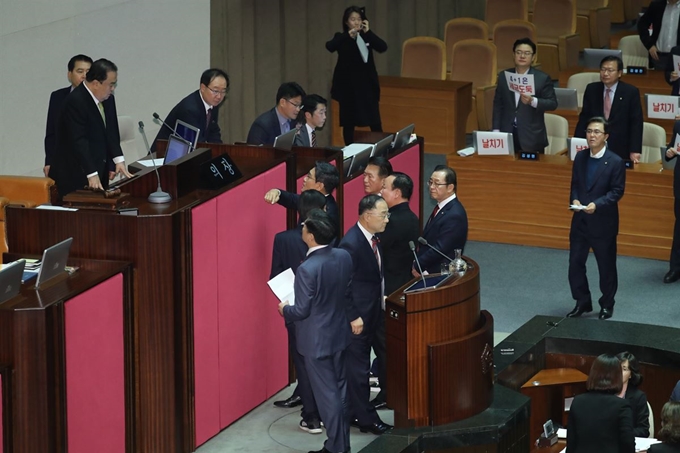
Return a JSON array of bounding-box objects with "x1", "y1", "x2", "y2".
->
[{"x1": 267, "y1": 268, "x2": 295, "y2": 306}]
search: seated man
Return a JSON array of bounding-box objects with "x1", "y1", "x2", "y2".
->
[
  {"x1": 293, "y1": 94, "x2": 327, "y2": 147},
  {"x1": 152, "y1": 68, "x2": 229, "y2": 151},
  {"x1": 247, "y1": 82, "x2": 306, "y2": 145}
]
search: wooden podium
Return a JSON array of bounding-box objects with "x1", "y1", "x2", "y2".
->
[{"x1": 385, "y1": 258, "x2": 494, "y2": 428}]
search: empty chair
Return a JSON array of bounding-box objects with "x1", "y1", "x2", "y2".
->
[
  {"x1": 576, "y1": 0, "x2": 612, "y2": 50},
  {"x1": 118, "y1": 116, "x2": 147, "y2": 163},
  {"x1": 544, "y1": 113, "x2": 569, "y2": 154},
  {"x1": 0, "y1": 176, "x2": 54, "y2": 254},
  {"x1": 493, "y1": 20, "x2": 538, "y2": 70},
  {"x1": 641, "y1": 122, "x2": 666, "y2": 163},
  {"x1": 444, "y1": 18, "x2": 489, "y2": 74},
  {"x1": 567, "y1": 72, "x2": 601, "y2": 108},
  {"x1": 610, "y1": 0, "x2": 644, "y2": 23},
  {"x1": 618, "y1": 35, "x2": 649, "y2": 68},
  {"x1": 533, "y1": 0, "x2": 580, "y2": 79},
  {"x1": 401, "y1": 37, "x2": 446, "y2": 80},
  {"x1": 647, "y1": 401, "x2": 654, "y2": 439},
  {"x1": 485, "y1": 0, "x2": 529, "y2": 39},
  {"x1": 449, "y1": 39, "x2": 498, "y2": 131}
]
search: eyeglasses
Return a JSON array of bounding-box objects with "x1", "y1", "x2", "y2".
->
[
  {"x1": 428, "y1": 179, "x2": 450, "y2": 187},
  {"x1": 206, "y1": 86, "x2": 228, "y2": 96},
  {"x1": 585, "y1": 129, "x2": 605, "y2": 135},
  {"x1": 369, "y1": 212, "x2": 391, "y2": 220},
  {"x1": 514, "y1": 51, "x2": 534, "y2": 57},
  {"x1": 599, "y1": 68, "x2": 618, "y2": 74},
  {"x1": 286, "y1": 98, "x2": 303, "y2": 109},
  {"x1": 304, "y1": 172, "x2": 315, "y2": 181}
]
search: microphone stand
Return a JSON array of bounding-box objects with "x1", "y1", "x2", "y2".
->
[{"x1": 138, "y1": 121, "x2": 172, "y2": 204}]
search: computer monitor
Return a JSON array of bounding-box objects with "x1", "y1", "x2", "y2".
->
[
  {"x1": 0, "y1": 259, "x2": 25, "y2": 304},
  {"x1": 273, "y1": 129, "x2": 297, "y2": 151},
  {"x1": 392, "y1": 124, "x2": 415, "y2": 151},
  {"x1": 175, "y1": 119, "x2": 200, "y2": 150},
  {"x1": 583, "y1": 48, "x2": 623, "y2": 69},
  {"x1": 35, "y1": 237, "x2": 73, "y2": 289},
  {"x1": 371, "y1": 134, "x2": 395, "y2": 158},
  {"x1": 164, "y1": 134, "x2": 192, "y2": 165},
  {"x1": 343, "y1": 156, "x2": 355, "y2": 177},
  {"x1": 554, "y1": 88, "x2": 579, "y2": 111},
  {"x1": 347, "y1": 146, "x2": 373, "y2": 176}
]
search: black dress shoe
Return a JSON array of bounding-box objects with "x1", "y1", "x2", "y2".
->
[
  {"x1": 566, "y1": 304, "x2": 593, "y2": 318},
  {"x1": 599, "y1": 308, "x2": 613, "y2": 320},
  {"x1": 352, "y1": 420, "x2": 393, "y2": 435},
  {"x1": 273, "y1": 395, "x2": 302, "y2": 408},
  {"x1": 664, "y1": 270, "x2": 680, "y2": 283}
]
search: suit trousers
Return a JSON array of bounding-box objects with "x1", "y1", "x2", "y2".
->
[
  {"x1": 304, "y1": 349, "x2": 350, "y2": 453},
  {"x1": 346, "y1": 331, "x2": 381, "y2": 426},
  {"x1": 671, "y1": 197, "x2": 680, "y2": 271},
  {"x1": 568, "y1": 217, "x2": 618, "y2": 309},
  {"x1": 287, "y1": 323, "x2": 318, "y2": 420},
  {"x1": 371, "y1": 313, "x2": 387, "y2": 404}
]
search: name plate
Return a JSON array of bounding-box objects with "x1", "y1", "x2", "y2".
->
[
  {"x1": 646, "y1": 94, "x2": 680, "y2": 120},
  {"x1": 475, "y1": 131, "x2": 513, "y2": 156},
  {"x1": 200, "y1": 153, "x2": 242, "y2": 189},
  {"x1": 569, "y1": 137, "x2": 589, "y2": 161}
]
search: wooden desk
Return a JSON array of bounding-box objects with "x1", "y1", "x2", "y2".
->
[{"x1": 448, "y1": 153, "x2": 675, "y2": 260}]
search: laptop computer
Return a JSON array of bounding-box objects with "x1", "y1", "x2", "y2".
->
[
  {"x1": 554, "y1": 88, "x2": 579, "y2": 111},
  {"x1": 0, "y1": 259, "x2": 25, "y2": 304},
  {"x1": 164, "y1": 134, "x2": 192, "y2": 165},
  {"x1": 371, "y1": 134, "x2": 395, "y2": 158},
  {"x1": 343, "y1": 156, "x2": 355, "y2": 177},
  {"x1": 391, "y1": 124, "x2": 415, "y2": 151},
  {"x1": 583, "y1": 48, "x2": 623, "y2": 69},
  {"x1": 348, "y1": 146, "x2": 373, "y2": 176},
  {"x1": 35, "y1": 237, "x2": 73, "y2": 289},
  {"x1": 273, "y1": 129, "x2": 297, "y2": 151},
  {"x1": 175, "y1": 119, "x2": 200, "y2": 150},
  {"x1": 661, "y1": 147, "x2": 678, "y2": 171}
]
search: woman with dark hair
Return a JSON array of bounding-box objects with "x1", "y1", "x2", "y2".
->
[
  {"x1": 649, "y1": 402, "x2": 680, "y2": 452},
  {"x1": 567, "y1": 354, "x2": 635, "y2": 453},
  {"x1": 326, "y1": 6, "x2": 388, "y2": 145},
  {"x1": 617, "y1": 351, "x2": 650, "y2": 437}
]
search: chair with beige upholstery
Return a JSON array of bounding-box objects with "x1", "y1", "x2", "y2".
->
[
  {"x1": 0, "y1": 176, "x2": 54, "y2": 254},
  {"x1": 533, "y1": 0, "x2": 580, "y2": 79},
  {"x1": 641, "y1": 122, "x2": 666, "y2": 163},
  {"x1": 401, "y1": 37, "x2": 447, "y2": 80},
  {"x1": 610, "y1": 0, "x2": 643, "y2": 23},
  {"x1": 118, "y1": 115, "x2": 147, "y2": 164},
  {"x1": 485, "y1": 0, "x2": 529, "y2": 39},
  {"x1": 444, "y1": 18, "x2": 489, "y2": 74},
  {"x1": 544, "y1": 113, "x2": 569, "y2": 154},
  {"x1": 449, "y1": 39, "x2": 498, "y2": 132},
  {"x1": 618, "y1": 35, "x2": 649, "y2": 68},
  {"x1": 567, "y1": 72, "x2": 601, "y2": 108},
  {"x1": 493, "y1": 20, "x2": 538, "y2": 70},
  {"x1": 576, "y1": 0, "x2": 612, "y2": 50}
]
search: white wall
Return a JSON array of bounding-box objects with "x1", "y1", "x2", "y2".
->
[{"x1": 0, "y1": 0, "x2": 210, "y2": 176}]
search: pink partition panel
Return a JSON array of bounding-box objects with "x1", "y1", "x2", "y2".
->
[
  {"x1": 0, "y1": 373, "x2": 3, "y2": 453},
  {"x1": 389, "y1": 144, "x2": 421, "y2": 218},
  {"x1": 191, "y1": 199, "x2": 221, "y2": 447},
  {"x1": 343, "y1": 177, "x2": 366, "y2": 234},
  {"x1": 65, "y1": 274, "x2": 125, "y2": 453},
  {"x1": 216, "y1": 163, "x2": 288, "y2": 428}
]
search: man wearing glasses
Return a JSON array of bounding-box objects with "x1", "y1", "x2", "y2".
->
[
  {"x1": 492, "y1": 38, "x2": 557, "y2": 154},
  {"x1": 567, "y1": 117, "x2": 625, "y2": 320},
  {"x1": 247, "y1": 82, "x2": 306, "y2": 145},
  {"x1": 575, "y1": 56, "x2": 643, "y2": 163},
  {"x1": 414, "y1": 165, "x2": 468, "y2": 276},
  {"x1": 152, "y1": 69, "x2": 228, "y2": 151}
]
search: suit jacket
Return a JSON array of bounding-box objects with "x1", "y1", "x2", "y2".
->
[
  {"x1": 50, "y1": 83, "x2": 123, "y2": 196},
  {"x1": 492, "y1": 67, "x2": 558, "y2": 152},
  {"x1": 247, "y1": 108, "x2": 292, "y2": 146},
  {"x1": 624, "y1": 385, "x2": 650, "y2": 438},
  {"x1": 379, "y1": 202, "x2": 420, "y2": 295},
  {"x1": 293, "y1": 125, "x2": 312, "y2": 147},
  {"x1": 671, "y1": 379, "x2": 680, "y2": 402},
  {"x1": 570, "y1": 147, "x2": 626, "y2": 237},
  {"x1": 566, "y1": 391, "x2": 635, "y2": 453},
  {"x1": 338, "y1": 224, "x2": 383, "y2": 333},
  {"x1": 666, "y1": 121, "x2": 680, "y2": 198},
  {"x1": 270, "y1": 225, "x2": 307, "y2": 280},
  {"x1": 418, "y1": 198, "x2": 468, "y2": 274},
  {"x1": 277, "y1": 190, "x2": 339, "y2": 236},
  {"x1": 283, "y1": 246, "x2": 352, "y2": 359},
  {"x1": 575, "y1": 81, "x2": 643, "y2": 161},
  {"x1": 44, "y1": 86, "x2": 71, "y2": 166},
  {"x1": 152, "y1": 90, "x2": 221, "y2": 152},
  {"x1": 638, "y1": 0, "x2": 680, "y2": 52},
  {"x1": 664, "y1": 46, "x2": 680, "y2": 95},
  {"x1": 649, "y1": 443, "x2": 680, "y2": 453}
]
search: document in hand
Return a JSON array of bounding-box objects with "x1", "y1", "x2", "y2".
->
[
  {"x1": 267, "y1": 268, "x2": 295, "y2": 306},
  {"x1": 569, "y1": 205, "x2": 587, "y2": 211}
]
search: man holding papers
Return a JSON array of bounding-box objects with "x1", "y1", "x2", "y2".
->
[
  {"x1": 492, "y1": 38, "x2": 557, "y2": 153},
  {"x1": 567, "y1": 117, "x2": 626, "y2": 320},
  {"x1": 278, "y1": 209, "x2": 353, "y2": 453},
  {"x1": 663, "y1": 122, "x2": 680, "y2": 284}
]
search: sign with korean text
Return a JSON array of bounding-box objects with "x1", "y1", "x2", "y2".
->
[
  {"x1": 475, "y1": 131, "x2": 513, "y2": 156},
  {"x1": 646, "y1": 94, "x2": 680, "y2": 120},
  {"x1": 504, "y1": 71, "x2": 536, "y2": 96},
  {"x1": 569, "y1": 137, "x2": 589, "y2": 161}
]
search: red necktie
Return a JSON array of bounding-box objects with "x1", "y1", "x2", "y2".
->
[
  {"x1": 206, "y1": 108, "x2": 212, "y2": 129},
  {"x1": 428, "y1": 205, "x2": 440, "y2": 225},
  {"x1": 603, "y1": 88, "x2": 612, "y2": 120},
  {"x1": 311, "y1": 130, "x2": 317, "y2": 147}
]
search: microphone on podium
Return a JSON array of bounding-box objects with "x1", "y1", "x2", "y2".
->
[
  {"x1": 152, "y1": 112, "x2": 177, "y2": 136},
  {"x1": 138, "y1": 121, "x2": 172, "y2": 204},
  {"x1": 417, "y1": 237, "x2": 455, "y2": 263},
  {"x1": 409, "y1": 241, "x2": 428, "y2": 288}
]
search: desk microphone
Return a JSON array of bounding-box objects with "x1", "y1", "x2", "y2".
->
[
  {"x1": 417, "y1": 237, "x2": 455, "y2": 263},
  {"x1": 152, "y1": 112, "x2": 177, "y2": 136},
  {"x1": 409, "y1": 241, "x2": 427, "y2": 288},
  {"x1": 138, "y1": 121, "x2": 172, "y2": 204}
]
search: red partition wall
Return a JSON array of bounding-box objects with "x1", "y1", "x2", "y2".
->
[{"x1": 64, "y1": 274, "x2": 125, "y2": 453}]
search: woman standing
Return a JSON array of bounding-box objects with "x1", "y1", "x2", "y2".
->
[
  {"x1": 326, "y1": 6, "x2": 388, "y2": 145},
  {"x1": 567, "y1": 354, "x2": 635, "y2": 453},
  {"x1": 617, "y1": 351, "x2": 650, "y2": 438}
]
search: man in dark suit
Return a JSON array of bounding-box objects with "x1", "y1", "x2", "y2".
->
[
  {"x1": 247, "y1": 82, "x2": 306, "y2": 145},
  {"x1": 567, "y1": 117, "x2": 626, "y2": 320},
  {"x1": 49, "y1": 58, "x2": 132, "y2": 196},
  {"x1": 638, "y1": 0, "x2": 680, "y2": 71},
  {"x1": 664, "y1": 46, "x2": 680, "y2": 95},
  {"x1": 44, "y1": 54, "x2": 93, "y2": 177},
  {"x1": 152, "y1": 68, "x2": 228, "y2": 152},
  {"x1": 264, "y1": 161, "x2": 340, "y2": 235},
  {"x1": 415, "y1": 165, "x2": 468, "y2": 276},
  {"x1": 294, "y1": 94, "x2": 327, "y2": 147},
  {"x1": 575, "y1": 56, "x2": 643, "y2": 163},
  {"x1": 270, "y1": 190, "x2": 328, "y2": 429},
  {"x1": 370, "y1": 172, "x2": 419, "y2": 410},
  {"x1": 279, "y1": 209, "x2": 353, "y2": 453},
  {"x1": 663, "y1": 121, "x2": 680, "y2": 284},
  {"x1": 338, "y1": 195, "x2": 392, "y2": 435},
  {"x1": 492, "y1": 38, "x2": 557, "y2": 153}
]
